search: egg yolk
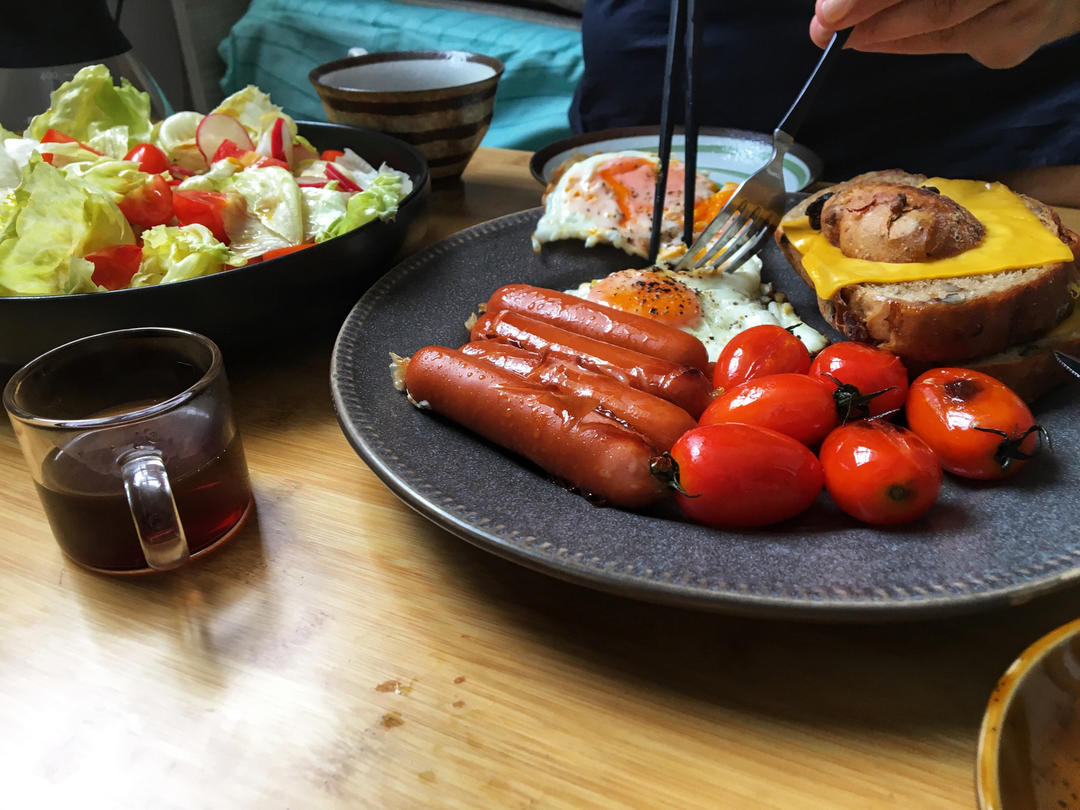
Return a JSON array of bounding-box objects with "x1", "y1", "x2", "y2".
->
[
  {"x1": 597, "y1": 156, "x2": 686, "y2": 225},
  {"x1": 587, "y1": 269, "x2": 703, "y2": 327}
]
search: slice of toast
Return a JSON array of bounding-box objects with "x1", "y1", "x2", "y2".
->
[{"x1": 776, "y1": 170, "x2": 1080, "y2": 366}]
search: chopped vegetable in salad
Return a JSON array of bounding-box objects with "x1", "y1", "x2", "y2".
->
[{"x1": 0, "y1": 65, "x2": 413, "y2": 296}]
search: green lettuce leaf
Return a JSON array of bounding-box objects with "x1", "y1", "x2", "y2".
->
[
  {"x1": 132, "y1": 224, "x2": 245, "y2": 286},
  {"x1": 0, "y1": 158, "x2": 133, "y2": 296},
  {"x1": 318, "y1": 172, "x2": 404, "y2": 242},
  {"x1": 27, "y1": 64, "x2": 153, "y2": 157}
]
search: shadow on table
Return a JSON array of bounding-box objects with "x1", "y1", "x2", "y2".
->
[
  {"x1": 412, "y1": 524, "x2": 1080, "y2": 741},
  {"x1": 64, "y1": 498, "x2": 277, "y2": 692}
]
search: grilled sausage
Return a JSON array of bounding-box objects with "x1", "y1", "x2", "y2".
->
[
  {"x1": 460, "y1": 340, "x2": 697, "y2": 451},
  {"x1": 469, "y1": 309, "x2": 715, "y2": 418},
  {"x1": 484, "y1": 284, "x2": 710, "y2": 372},
  {"x1": 404, "y1": 346, "x2": 669, "y2": 509}
]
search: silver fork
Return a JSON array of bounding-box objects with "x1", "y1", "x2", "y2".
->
[{"x1": 672, "y1": 28, "x2": 851, "y2": 274}]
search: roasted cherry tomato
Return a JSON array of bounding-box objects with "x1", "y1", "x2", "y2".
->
[
  {"x1": 117, "y1": 173, "x2": 173, "y2": 228},
  {"x1": 819, "y1": 421, "x2": 942, "y2": 525},
  {"x1": 123, "y1": 142, "x2": 170, "y2": 174},
  {"x1": 84, "y1": 244, "x2": 143, "y2": 290},
  {"x1": 662, "y1": 423, "x2": 823, "y2": 528},
  {"x1": 698, "y1": 372, "x2": 838, "y2": 446},
  {"x1": 712, "y1": 324, "x2": 811, "y2": 390},
  {"x1": 172, "y1": 189, "x2": 231, "y2": 244},
  {"x1": 905, "y1": 368, "x2": 1046, "y2": 480},
  {"x1": 809, "y1": 341, "x2": 908, "y2": 419}
]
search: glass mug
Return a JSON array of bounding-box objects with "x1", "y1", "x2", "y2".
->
[{"x1": 3, "y1": 328, "x2": 253, "y2": 574}]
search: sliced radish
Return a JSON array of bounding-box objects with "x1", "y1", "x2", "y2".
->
[
  {"x1": 325, "y1": 163, "x2": 362, "y2": 193},
  {"x1": 269, "y1": 118, "x2": 290, "y2": 165},
  {"x1": 196, "y1": 113, "x2": 253, "y2": 162}
]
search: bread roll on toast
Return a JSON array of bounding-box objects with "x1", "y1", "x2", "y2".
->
[{"x1": 776, "y1": 170, "x2": 1080, "y2": 399}]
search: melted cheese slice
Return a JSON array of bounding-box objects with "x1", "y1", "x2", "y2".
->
[{"x1": 782, "y1": 178, "x2": 1075, "y2": 299}]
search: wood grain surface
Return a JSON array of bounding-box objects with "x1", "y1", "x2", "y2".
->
[{"x1": 2, "y1": 149, "x2": 1079, "y2": 809}]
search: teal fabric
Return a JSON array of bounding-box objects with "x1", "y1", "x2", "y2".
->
[{"x1": 218, "y1": 0, "x2": 583, "y2": 150}]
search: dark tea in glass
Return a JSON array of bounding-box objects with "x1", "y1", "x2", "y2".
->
[{"x1": 4, "y1": 328, "x2": 253, "y2": 573}]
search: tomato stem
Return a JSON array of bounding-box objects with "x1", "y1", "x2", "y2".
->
[
  {"x1": 974, "y1": 424, "x2": 1051, "y2": 472},
  {"x1": 825, "y1": 374, "x2": 896, "y2": 423},
  {"x1": 648, "y1": 453, "x2": 697, "y2": 497}
]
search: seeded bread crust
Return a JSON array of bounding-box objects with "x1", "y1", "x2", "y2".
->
[{"x1": 776, "y1": 170, "x2": 1080, "y2": 368}]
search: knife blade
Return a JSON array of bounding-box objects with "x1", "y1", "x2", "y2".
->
[{"x1": 1053, "y1": 350, "x2": 1080, "y2": 380}]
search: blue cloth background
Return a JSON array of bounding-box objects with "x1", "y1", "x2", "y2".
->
[{"x1": 218, "y1": 0, "x2": 584, "y2": 150}]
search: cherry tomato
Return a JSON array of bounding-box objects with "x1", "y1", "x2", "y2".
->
[
  {"x1": 117, "y1": 174, "x2": 173, "y2": 228},
  {"x1": 172, "y1": 189, "x2": 230, "y2": 244},
  {"x1": 210, "y1": 138, "x2": 248, "y2": 164},
  {"x1": 809, "y1": 341, "x2": 908, "y2": 419},
  {"x1": 699, "y1": 372, "x2": 838, "y2": 446},
  {"x1": 905, "y1": 368, "x2": 1046, "y2": 480},
  {"x1": 819, "y1": 421, "x2": 942, "y2": 525},
  {"x1": 261, "y1": 243, "x2": 316, "y2": 261},
  {"x1": 712, "y1": 324, "x2": 811, "y2": 390},
  {"x1": 663, "y1": 423, "x2": 823, "y2": 528},
  {"x1": 40, "y1": 128, "x2": 102, "y2": 154},
  {"x1": 123, "y1": 142, "x2": 170, "y2": 174},
  {"x1": 84, "y1": 244, "x2": 143, "y2": 290}
]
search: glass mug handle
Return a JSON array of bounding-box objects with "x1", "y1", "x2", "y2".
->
[{"x1": 120, "y1": 450, "x2": 190, "y2": 570}]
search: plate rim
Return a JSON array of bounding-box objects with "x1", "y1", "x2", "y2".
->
[
  {"x1": 331, "y1": 207, "x2": 1080, "y2": 622},
  {"x1": 528, "y1": 125, "x2": 824, "y2": 188}
]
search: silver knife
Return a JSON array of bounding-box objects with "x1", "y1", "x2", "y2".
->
[{"x1": 1053, "y1": 350, "x2": 1080, "y2": 380}]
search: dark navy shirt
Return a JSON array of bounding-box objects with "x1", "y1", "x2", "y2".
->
[{"x1": 570, "y1": 0, "x2": 1080, "y2": 179}]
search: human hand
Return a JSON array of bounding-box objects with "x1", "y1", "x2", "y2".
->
[{"x1": 810, "y1": 0, "x2": 1080, "y2": 68}]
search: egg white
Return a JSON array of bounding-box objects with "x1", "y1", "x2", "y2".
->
[{"x1": 532, "y1": 151, "x2": 716, "y2": 262}]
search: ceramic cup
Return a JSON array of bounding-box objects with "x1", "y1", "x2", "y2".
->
[
  {"x1": 977, "y1": 616, "x2": 1080, "y2": 809},
  {"x1": 3, "y1": 327, "x2": 252, "y2": 574},
  {"x1": 310, "y1": 50, "x2": 504, "y2": 181}
]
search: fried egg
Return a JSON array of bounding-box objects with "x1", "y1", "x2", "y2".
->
[
  {"x1": 566, "y1": 263, "x2": 828, "y2": 363},
  {"x1": 532, "y1": 151, "x2": 735, "y2": 262}
]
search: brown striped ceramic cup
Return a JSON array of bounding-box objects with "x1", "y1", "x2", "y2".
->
[{"x1": 310, "y1": 50, "x2": 504, "y2": 182}]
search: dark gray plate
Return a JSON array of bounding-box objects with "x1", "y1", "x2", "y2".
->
[
  {"x1": 330, "y1": 207, "x2": 1080, "y2": 621},
  {"x1": 0, "y1": 122, "x2": 430, "y2": 371}
]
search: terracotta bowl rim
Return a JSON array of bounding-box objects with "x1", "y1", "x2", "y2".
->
[{"x1": 976, "y1": 615, "x2": 1080, "y2": 809}]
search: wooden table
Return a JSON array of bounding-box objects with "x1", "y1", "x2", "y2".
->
[{"x1": 3, "y1": 149, "x2": 1080, "y2": 809}]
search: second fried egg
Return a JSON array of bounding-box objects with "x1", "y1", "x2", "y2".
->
[{"x1": 531, "y1": 151, "x2": 735, "y2": 262}]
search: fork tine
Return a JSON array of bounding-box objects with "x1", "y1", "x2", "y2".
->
[
  {"x1": 707, "y1": 224, "x2": 771, "y2": 274},
  {"x1": 689, "y1": 206, "x2": 753, "y2": 268},
  {"x1": 672, "y1": 202, "x2": 743, "y2": 271}
]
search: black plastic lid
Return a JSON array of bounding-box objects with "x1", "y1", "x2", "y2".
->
[{"x1": 2, "y1": 0, "x2": 131, "y2": 68}]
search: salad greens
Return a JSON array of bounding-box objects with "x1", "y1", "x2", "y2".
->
[{"x1": 0, "y1": 65, "x2": 413, "y2": 296}]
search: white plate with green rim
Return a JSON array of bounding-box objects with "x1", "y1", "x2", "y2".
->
[{"x1": 529, "y1": 125, "x2": 823, "y2": 191}]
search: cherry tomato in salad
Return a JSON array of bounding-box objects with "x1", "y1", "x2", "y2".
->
[
  {"x1": 661, "y1": 423, "x2": 823, "y2": 528},
  {"x1": 819, "y1": 421, "x2": 942, "y2": 526},
  {"x1": 809, "y1": 342, "x2": 908, "y2": 419},
  {"x1": 320, "y1": 149, "x2": 345, "y2": 162},
  {"x1": 712, "y1": 324, "x2": 811, "y2": 390},
  {"x1": 172, "y1": 190, "x2": 230, "y2": 244},
  {"x1": 123, "y1": 143, "x2": 170, "y2": 174},
  {"x1": 84, "y1": 244, "x2": 143, "y2": 290},
  {"x1": 905, "y1": 368, "x2": 1046, "y2": 480},
  {"x1": 117, "y1": 173, "x2": 173, "y2": 228},
  {"x1": 698, "y1": 372, "x2": 838, "y2": 447},
  {"x1": 261, "y1": 243, "x2": 316, "y2": 261},
  {"x1": 40, "y1": 128, "x2": 103, "y2": 155}
]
